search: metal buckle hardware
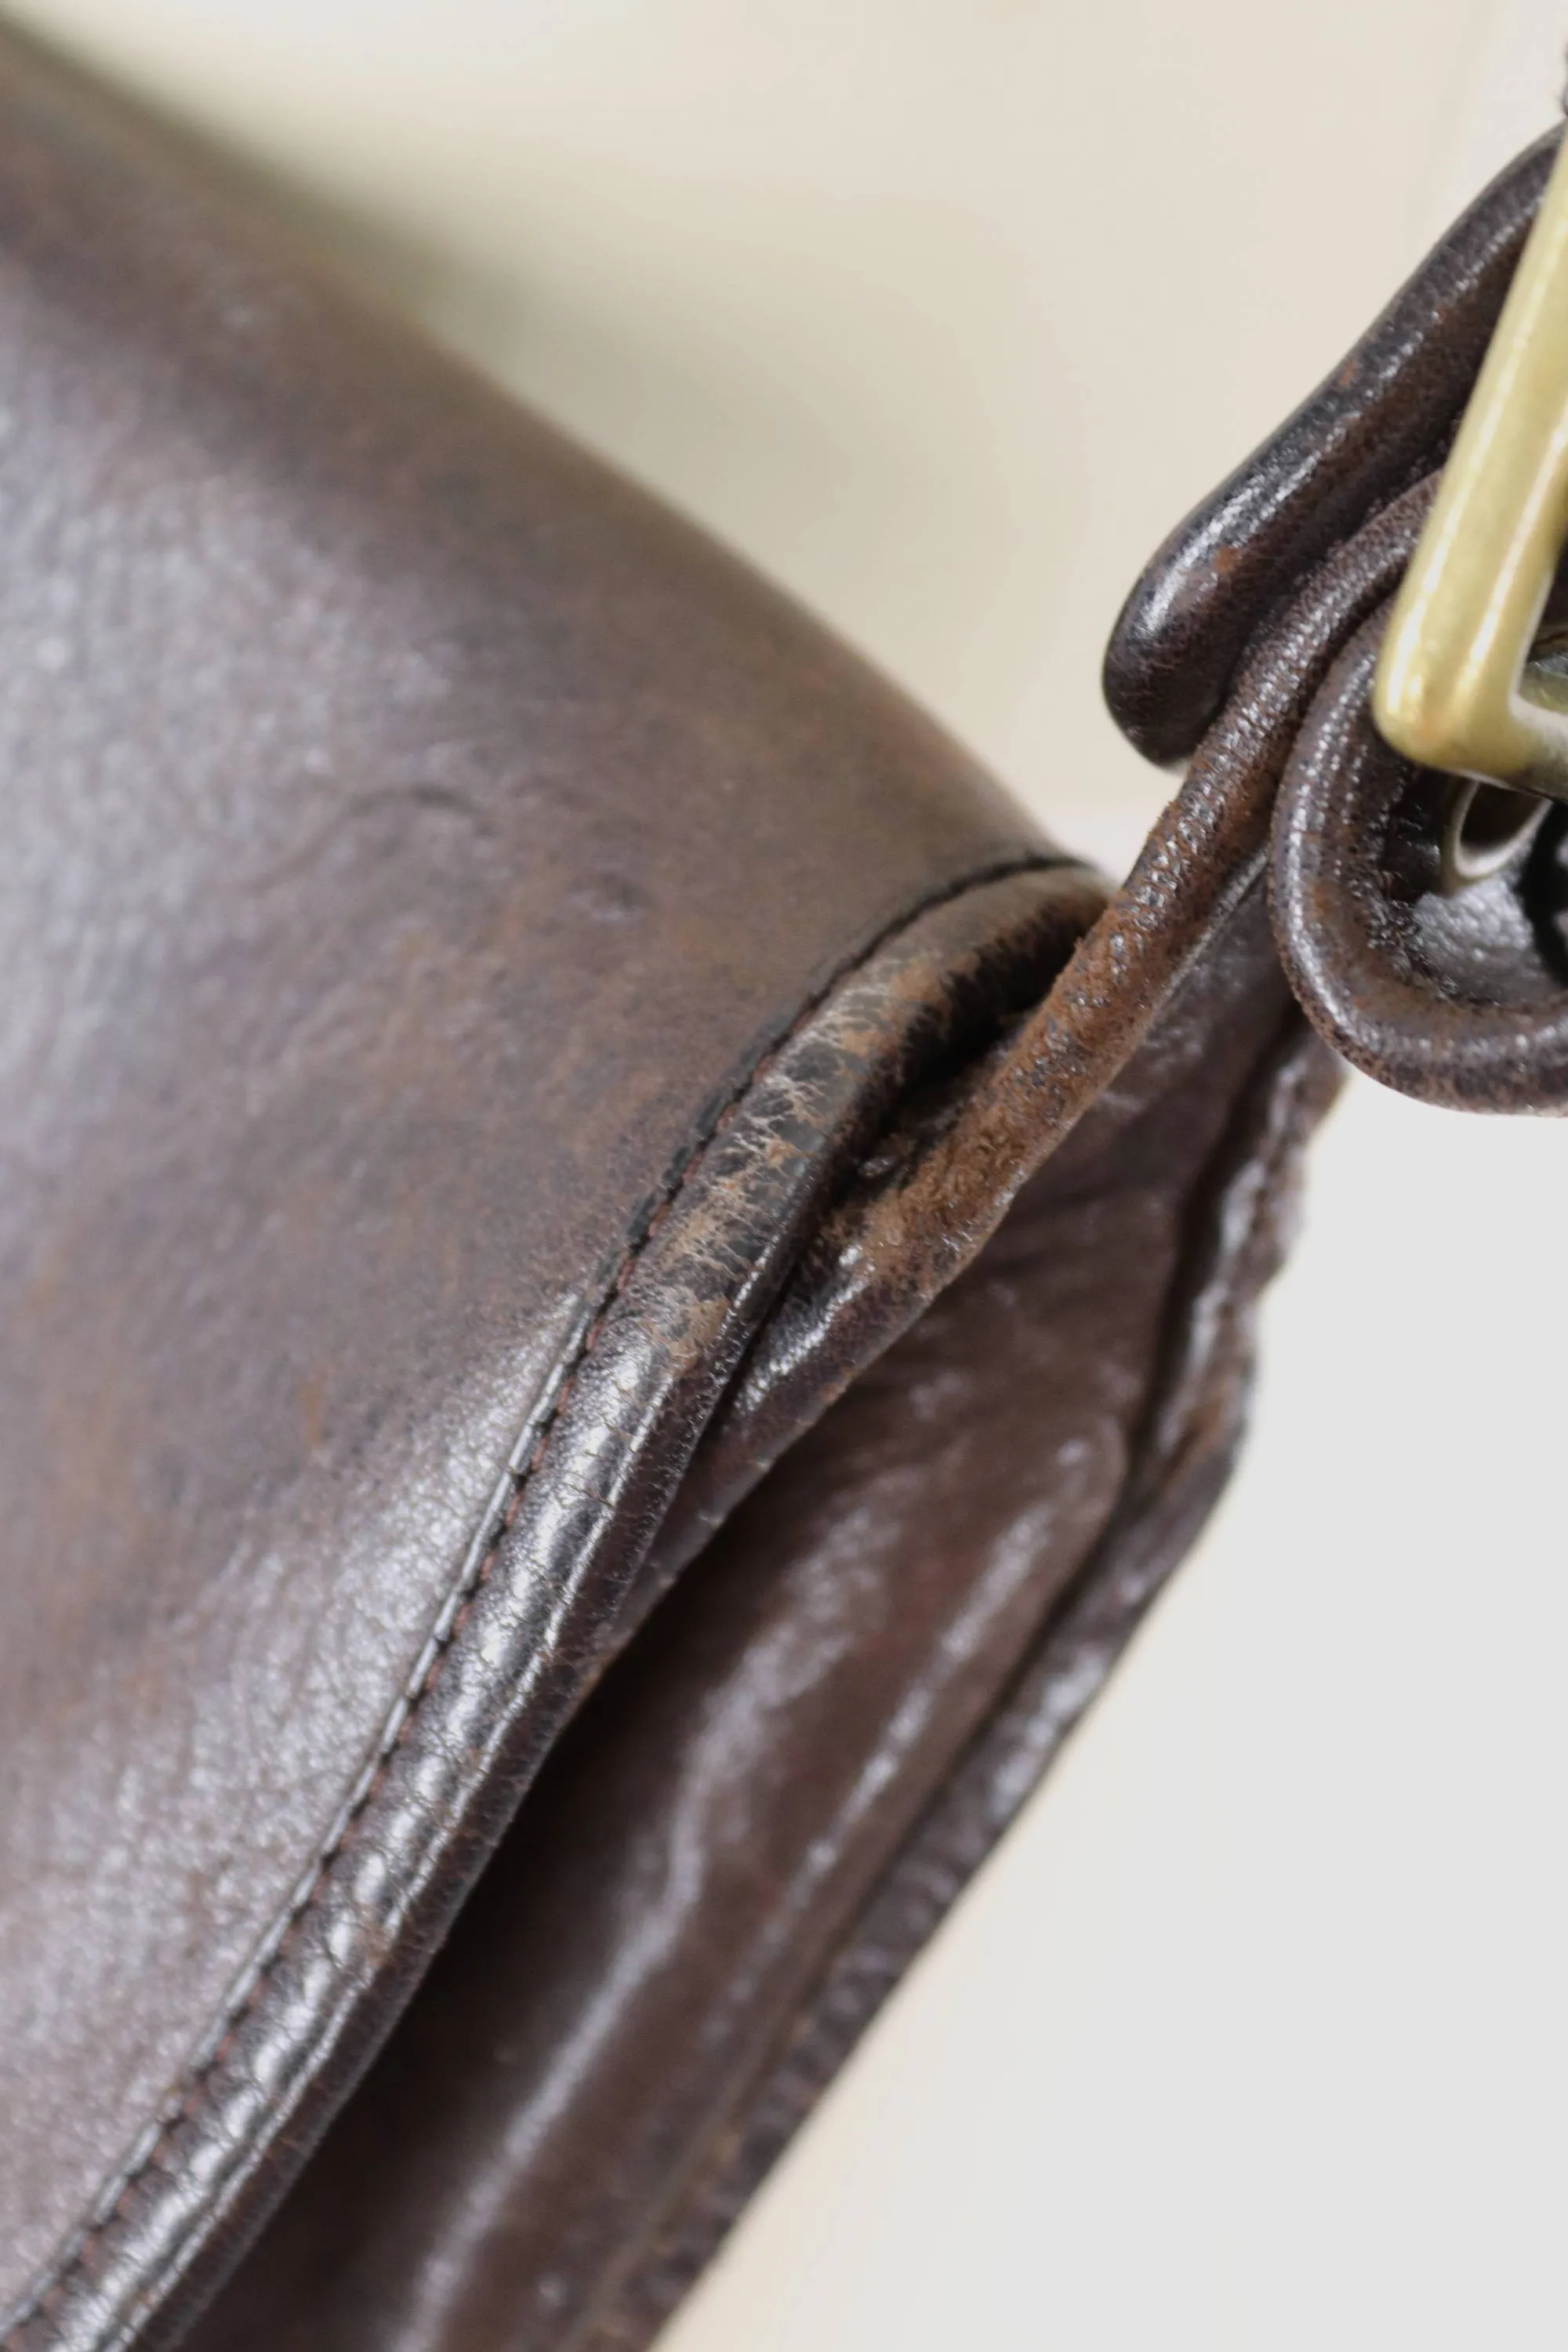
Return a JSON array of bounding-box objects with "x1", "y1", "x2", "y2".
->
[{"x1": 1374, "y1": 132, "x2": 1568, "y2": 880}]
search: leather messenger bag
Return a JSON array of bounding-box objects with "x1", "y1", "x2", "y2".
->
[{"x1": 2, "y1": 27, "x2": 1561, "y2": 2350}]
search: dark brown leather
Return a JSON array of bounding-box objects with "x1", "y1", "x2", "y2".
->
[
  {"x1": 0, "y1": 26, "x2": 1089, "y2": 2339},
  {"x1": 4, "y1": 25, "x2": 1547, "y2": 2352},
  {"x1": 1103, "y1": 129, "x2": 1558, "y2": 768},
  {"x1": 1107, "y1": 130, "x2": 1568, "y2": 1114},
  {"x1": 188, "y1": 861, "x2": 1327, "y2": 2352}
]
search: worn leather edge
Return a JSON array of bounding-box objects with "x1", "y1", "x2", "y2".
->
[
  {"x1": 580, "y1": 488, "x2": 1451, "y2": 2329},
  {"x1": 691, "y1": 468, "x2": 1440, "y2": 1548},
  {"x1": 1102, "y1": 128, "x2": 1556, "y2": 765},
  {"x1": 1, "y1": 854, "x2": 1105, "y2": 2352},
  {"x1": 111, "y1": 463, "x2": 1443, "y2": 2352},
  {"x1": 561, "y1": 505, "x2": 1466, "y2": 2338},
  {"x1": 581, "y1": 957, "x2": 1339, "y2": 2351},
  {"x1": 627, "y1": 485, "x2": 1446, "y2": 1851}
]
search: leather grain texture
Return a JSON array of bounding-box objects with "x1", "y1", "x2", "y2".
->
[
  {"x1": 191, "y1": 879, "x2": 1330, "y2": 2352},
  {"x1": 1109, "y1": 124, "x2": 1568, "y2": 1116},
  {"x1": 0, "y1": 25, "x2": 1091, "y2": 2340},
  {"x1": 8, "y1": 27, "x2": 1548, "y2": 2352},
  {"x1": 1103, "y1": 129, "x2": 1558, "y2": 766}
]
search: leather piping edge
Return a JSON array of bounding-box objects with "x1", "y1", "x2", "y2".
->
[
  {"x1": 583, "y1": 987, "x2": 1339, "y2": 2350},
  {"x1": 18, "y1": 434, "x2": 1443, "y2": 2347},
  {"x1": 2, "y1": 848, "x2": 1101, "y2": 2352}
]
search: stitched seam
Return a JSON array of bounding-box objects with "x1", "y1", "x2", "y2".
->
[
  {"x1": 4, "y1": 848, "x2": 1063, "y2": 2343},
  {"x1": 587, "y1": 1003, "x2": 1320, "y2": 2352}
]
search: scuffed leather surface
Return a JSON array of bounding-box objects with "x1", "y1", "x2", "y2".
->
[
  {"x1": 10, "y1": 9, "x2": 1503, "y2": 2343},
  {"x1": 589, "y1": 999, "x2": 1334, "y2": 2352},
  {"x1": 192, "y1": 879, "x2": 1331, "y2": 2352},
  {"x1": 0, "y1": 24, "x2": 1096, "y2": 2343}
]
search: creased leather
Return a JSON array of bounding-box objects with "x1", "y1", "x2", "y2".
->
[
  {"x1": 10, "y1": 24, "x2": 1542, "y2": 2352},
  {"x1": 1106, "y1": 129, "x2": 1568, "y2": 1112},
  {"x1": 0, "y1": 22, "x2": 1096, "y2": 2339},
  {"x1": 583, "y1": 1000, "x2": 1334, "y2": 2352},
  {"x1": 191, "y1": 877, "x2": 1331, "y2": 2352}
]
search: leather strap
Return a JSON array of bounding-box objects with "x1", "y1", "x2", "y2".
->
[{"x1": 1109, "y1": 129, "x2": 1568, "y2": 1114}]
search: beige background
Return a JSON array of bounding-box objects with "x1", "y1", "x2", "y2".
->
[{"x1": 12, "y1": 2, "x2": 1568, "y2": 2343}]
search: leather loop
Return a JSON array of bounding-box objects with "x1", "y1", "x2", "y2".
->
[
  {"x1": 1103, "y1": 132, "x2": 1558, "y2": 765},
  {"x1": 1271, "y1": 604, "x2": 1568, "y2": 1110}
]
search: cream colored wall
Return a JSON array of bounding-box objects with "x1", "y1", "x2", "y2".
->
[{"x1": 13, "y1": 3, "x2": 1568, "y2": 2345}]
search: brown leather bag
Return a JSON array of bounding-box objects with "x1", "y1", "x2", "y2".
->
[{"x1": 0, "y1": 27, "x2": 1555, "y2": 2351}]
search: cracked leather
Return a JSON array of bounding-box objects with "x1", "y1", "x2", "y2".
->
[{"x1": 1, "y1": 24, "x2": 1552, "y2": 2352}]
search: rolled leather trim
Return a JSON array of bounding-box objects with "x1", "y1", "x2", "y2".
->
[
  {"x1": 1104, "y1": 128, "x2": 1557, "y2": 765},
  {"x1": 586, "y1": 1004, "x2": 1333, "y2": 2352},
  {"x1": 4, "y1": 858, "x2": 1101, "y2": 2350}
]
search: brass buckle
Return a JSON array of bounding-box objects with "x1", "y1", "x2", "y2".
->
[{"x1": 1374, "y1": 135, "x2": 1568, "y2": 880}]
